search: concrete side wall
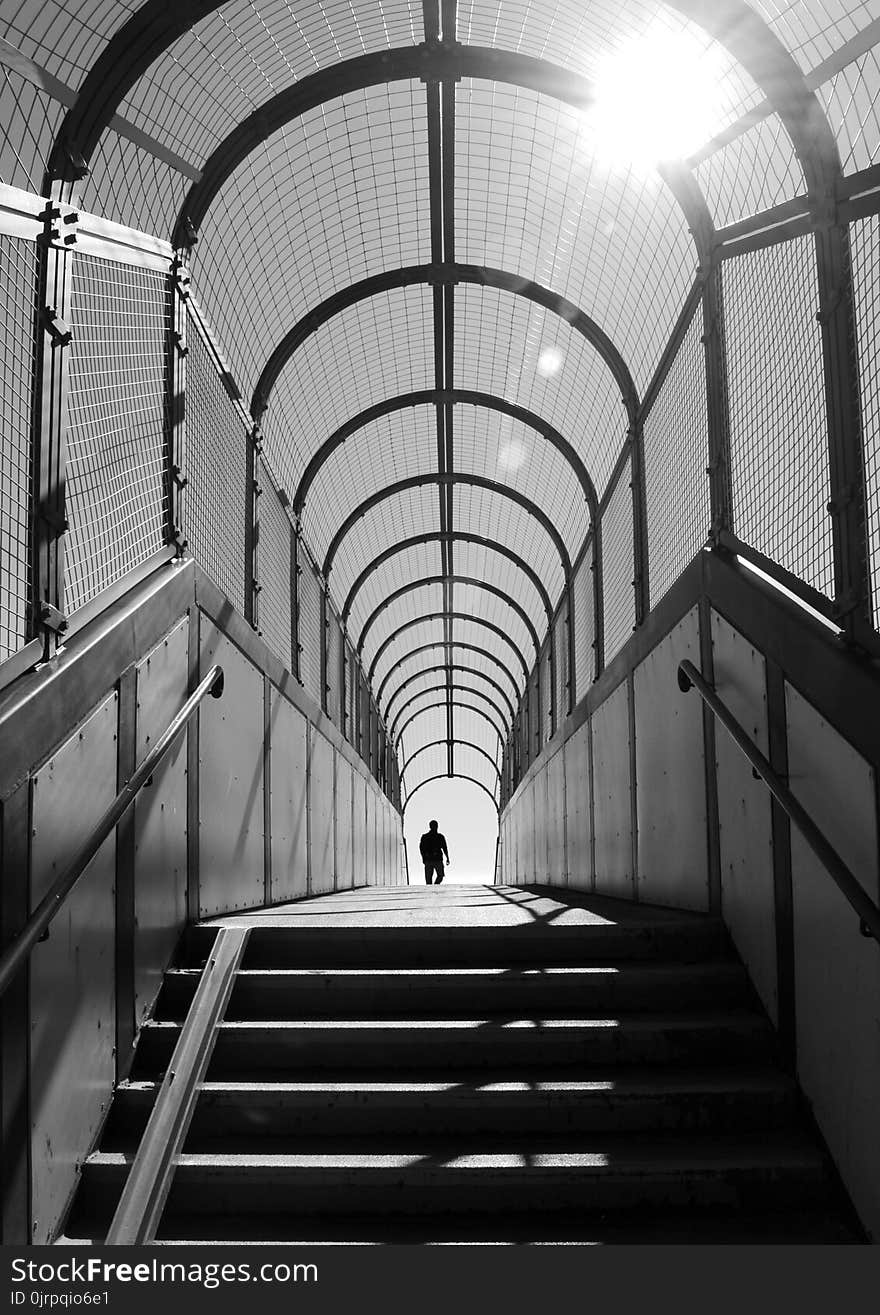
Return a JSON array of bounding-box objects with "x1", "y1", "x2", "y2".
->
[
  {"x1": 785, "y1": 683, "x2": 880, "y2": 1240},
  {"x1": 0, "y1": 560, "x2": 404, "y2": 1243},
  {"x1": 499, "y1": 562, "x2": 880, "y2": 1239}
]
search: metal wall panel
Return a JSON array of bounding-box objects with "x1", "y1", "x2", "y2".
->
[
  {"x1": 335, "y1": 754, "x2": 354, "y2": 890},
  {"x1": 785, "y1": 682, "x2": 880, "y2": 1240},
  {"x1": 198, "y1": 620, "x2": 264, "y2": 915},
  {"x1": 518, "y1": 778, "x2": 536, "y2": 885},
  {"x1": 133, "y1": 616, "x2": 188, "y2": 1027},
  {"x1": 268, "y1": 689, "x2": 308, "y2": 904},
  {"x1": 710, "y1": 612, "x2": 777, "y2": 1023},
  {"x1": 308, "y1": 731, "x2": 335, "y2": 895},
  {"x1": 563, "y1": 722, "x2": 591, "y2": 891},
  {"x1": 30, "y1": 692, "x2": 118, "y2": 1244},
  {"x1": 592, "y1": 680, "x2": 632, "y2": 898},
  {"x1": 352, "y1": 773, "x2": 367, "y2": 887},
  {"x1": 536, "y1": 768, "x2": 552, "y2": 884},
  {"x1": 547, "y1": 751, "x2": 566, "y2": 883},
  {"x1": 633, "y1": 607, "x2": 708, "y2": 911},
  {"x1": 364, "y1": 786, "x2": 377, "y2": 886}
]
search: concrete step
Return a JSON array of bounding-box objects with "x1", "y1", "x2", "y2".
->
[
  {"x1": 61, "y1": 1209, "x2": 862, "y2": 1245},
  {"x1": 77, "y1": 1134, "x2": 834, "y2": 1222},
  {"x1": 182, "y1": 919, "x2": 731, "y2": 969},
  {"x1": 131, "y1": 1011, "x2": 776, "y2": 1079},
  {"x1": 104, "y1": 1070, "x2": 799, "y2": 1145},
  {"x1": 156, "y1": 961, "x2": 753, "y2": 1020}
]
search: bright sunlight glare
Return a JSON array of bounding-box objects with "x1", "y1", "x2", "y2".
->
[{"x1": 588, "y1": 26, "x2": 727, "y2": 169}]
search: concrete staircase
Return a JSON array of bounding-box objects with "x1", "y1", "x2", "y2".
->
[{"x1": 64, "y1": 887, "x2": 861, "y2": 1243}]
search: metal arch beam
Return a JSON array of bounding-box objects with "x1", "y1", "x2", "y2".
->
[
  {"x1": 401, "y1": 739, "x2": 501, "y2": 786},
  {"x1": 376, "y1": 641, "x2": 521, "y2": 717},
  {"x1": 251, "y1": 264, "x2": 638, "y2": 425},
  {"x1": 322, "y1": 472, "x2": 571, "y2": 586},
  {"x1": 344, "y1": 539, "x2": 549, "y2": 644},
  {"x1": 369, "y1": 611, "x2": 531, "y2": 686},
  {"x1": 403, "y1": 773, "x2": 500, "y2": 816},
  {"x1": 49, "y1": 9, "x2": 841, "y2": 205},
  {"x1": 390, "y1": 681, "x2": 513, "y2": 744},
  {"x1": 385, "y1": 663, "x2": 516, "y2": 729},
  {"x1": 292, "y1": 390, "x2": 599, "y2": 519},
  {"x1": 395, "y1": 700, "x2": 506, "y2": 753},
  {"x1": 357, "y1": 575, "x2": 549, "y2": 662}
]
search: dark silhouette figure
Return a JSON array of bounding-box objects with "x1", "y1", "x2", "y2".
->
[{"x1": 419, "y1": 820, "x2": 450, "y2": 885}]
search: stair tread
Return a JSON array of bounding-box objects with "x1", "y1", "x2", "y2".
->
[
  {"x1": 143, "y1": 1010, "x2": 767, "y2": 1030},
  {"x1": 87, "y1": 1132, "x2": 826, "y2": 1171},
  {"x1": 119, "y1": 1071, "x2": 795, "y2": 1095}
]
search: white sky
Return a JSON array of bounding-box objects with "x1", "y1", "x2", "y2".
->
[{"x1": 402, "y1": 776, "x2": 499, "y2": 884}]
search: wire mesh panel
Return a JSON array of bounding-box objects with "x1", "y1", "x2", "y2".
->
[
  {"x1": 554, "y1": 604, "x2": 569, "y2": 726},
  {"x1": 0, "y1": 64, "x2": 65, "y2": 194},
  {"x1": 326, "y1": 602, "x2": 344, "y2": 729},
  {"x1": 255, "y1": 460, "x2": 293, "y2": 670},
  {"x1": 538, "y1": 641, "x2": 552, "y2": 745},
  {"x1": 528, "y1": 668, "x2": 541, "y2": 761},
  {"x1": 572, "y1": 543, "x2": 595, "y2": 704},
  {"x1": 644, "y1": 303, "x2": 711, "y2": 605},
  {"x1": 346, "y1": 640, "x2": 358, "y2": 744},
  {"x1": 723, "y1": 237, "x2": 832, "y2": 598},
  {"x1": 0, "y1": 234, "x2": 37, "y2": 663},
  {"x1": 850, "y1": 214, "x2": 880, "y2": 628},
  {"x1": 298, "y1": 546, "x2": 323, "y2": 706},
  {"x1": 65, "y1": 255, "x2": 170, "y2": 614},
  {"x1": 602, "y1": 460, "x2": 636, "y2": 663},
  {"x1": 184, "y1": 313, "x2": 248, "y2": 613}
]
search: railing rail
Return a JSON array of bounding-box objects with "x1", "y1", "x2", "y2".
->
[
  {"x1": 678, "y1": 658, "x2": 880, "y2": 944},
  {"x1": 0, "y1": 664, "x2": 225, "y2": 1001}
]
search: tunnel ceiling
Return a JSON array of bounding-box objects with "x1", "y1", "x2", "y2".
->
[{"x1": 3, "y1": 0, "x2": 878, "y2": 809}]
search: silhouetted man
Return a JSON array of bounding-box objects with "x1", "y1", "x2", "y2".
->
[{"x1": 419, "y1": 819, "x2": 450, "y2": 885}]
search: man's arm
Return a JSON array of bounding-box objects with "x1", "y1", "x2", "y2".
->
[{"x1": 440, "y1": 834, "x2": 450, "y2": 861}]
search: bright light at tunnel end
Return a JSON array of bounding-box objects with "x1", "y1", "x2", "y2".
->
[{"x1": 586, "y1": 26, "x2": 728, "y2": 170}]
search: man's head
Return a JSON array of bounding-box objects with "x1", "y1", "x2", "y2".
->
[{"x1": 429, "y1": 820, "x2": 438, "y2": 831}]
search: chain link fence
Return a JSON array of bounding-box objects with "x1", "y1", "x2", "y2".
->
[
  {"x1": 643, "y1": 303, "x2": 711, "y2": 606},
  {"x1": 723, "y1": 236, "x2": 833, "y2": 598},
  {"x1": 255, "y1": 458, "x2": 293, "y2": 671},
  {"x1": 0, "y1": 234, "x2": 37, "y2": 662},
  {"x1": 182, "y1": 311, "x2": 248, "y2": 615},
  {"x1": 65, "y1": 255, "x2": 170, "y2": 614}
]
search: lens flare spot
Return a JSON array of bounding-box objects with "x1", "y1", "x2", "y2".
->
[{"x1": 537, "y1": 347, "x2": 564, "y2": 377}]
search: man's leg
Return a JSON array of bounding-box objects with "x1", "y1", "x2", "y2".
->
[
  {"x1": 435, "y1": 861, "x2": 444, "y2": 885},
  {"x1": 424, "y1": 864, "x2": 433, "y2": 885}
]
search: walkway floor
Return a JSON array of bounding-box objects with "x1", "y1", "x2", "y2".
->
[{"x1": 202, "y1": 884, "x2": 708, "y2": 931}]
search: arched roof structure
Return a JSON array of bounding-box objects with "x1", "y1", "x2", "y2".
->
[{"x1": 5, "y1": 0, "x2": 873, "y2": 809}]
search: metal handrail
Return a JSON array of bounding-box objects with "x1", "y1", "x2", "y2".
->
[
  {"x1": 0, "y1": 664, "x2": 225, "y2": 1001},
  {"x1": 678, "y1": 658, "x2": 880, "y2": 944}
]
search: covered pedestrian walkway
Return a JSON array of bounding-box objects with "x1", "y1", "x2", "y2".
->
[{"x1": 0, "y1": 0, "x2": 879, "y2": 1245}]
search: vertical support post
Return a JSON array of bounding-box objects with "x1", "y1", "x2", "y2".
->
[
  {"x1": 244, "y1": 426, "x2": 262, "y2": 630},
  {"x1": 0, "y1": 784, "x2": 31, "y2": 1243},
  {"x1": 186, "y1": 605, "x2": 201, "y2": 926},
  {"x1": 812, "y1": 206, "x2": 873, "y2": 643},
  {"x1": 592, "y1": 522, "x2": 605, "y2": 681},
  {"x1": 31, "y1": 189, "x2": 78, "y2": 654},
  {"x1": 291, "y1": 521, "x2": 302, "y2": 683},
  {"x1": 702, "y1": 261, "x2": 733, "y2": 542},
  {"x1": 165, "y1": 256, "x2": 190, "y2": 555},
  {"x1": 262, "y1": 675, "x2": 272, "y2": 907},
  {"x1": 627, "y1": 670, "x2": 639, "y2": 903},
  {"x1": 548, "y1": 621, "x2": 557, "y2": 742},
  {"x1": 698, "y1": 594, "x2": 723, "y2": 917},
  {"x1": 320, "y1": 586, "x2": 329, "y2": 717},
  {"x1": 565, "y1": 581, "x2": 575, "y2": 718},
  {"x1": 115, "y1": 664, "x2": 138, "y2": 1080},
  {"x1": 629, "y1": 420, "x2": 650, "y2": 627},
  {"x1": 766, "y1": 656, "x2": 796, "y2": 1073}
]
